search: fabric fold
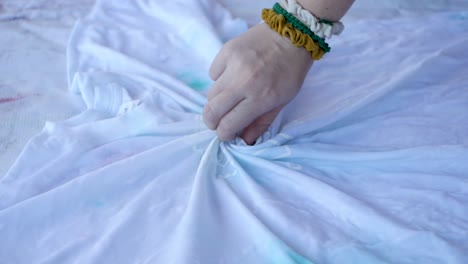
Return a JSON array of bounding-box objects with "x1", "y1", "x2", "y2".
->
[{"x1": 1, "y1": 0, "x2": 467, "y2": 263}]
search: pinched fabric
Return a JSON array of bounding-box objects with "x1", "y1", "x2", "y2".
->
[{"x1": 0, "y1": 0, "x2": 467, "y2": 263}]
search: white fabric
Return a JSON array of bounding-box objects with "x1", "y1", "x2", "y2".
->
[
  {"x1": 1, "y1": 0, "x2": 468, "y2": 263},
  {"x1": 280, "y1": 0, "x2": 344, "y2": 38},
  {"x1": 0, "y1": 1, "x2": 91, "y2": 178}
]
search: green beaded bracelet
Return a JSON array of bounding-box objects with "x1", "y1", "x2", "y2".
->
[{"x1": 273, "y1": 2, "x2": 331, "y2": 53}]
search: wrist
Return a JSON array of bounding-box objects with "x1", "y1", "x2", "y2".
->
[
  {"x1": 258, "y1": 23, "x2": 314, "y2": 69},
  {"x1": 296, "y1": 0, "x2": 355, "y2": 22}
]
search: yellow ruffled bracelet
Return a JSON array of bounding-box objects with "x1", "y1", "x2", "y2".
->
[{"x1": 262, "y1": 8, "x2": 325, "y2": 60}]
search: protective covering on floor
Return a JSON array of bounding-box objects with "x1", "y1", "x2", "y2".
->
[{"x1": 1, "y1": 0, "x2": 467, "y2": 263}]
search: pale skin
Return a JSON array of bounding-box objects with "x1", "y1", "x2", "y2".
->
[{"x1": 203, "y1": 0, "x2": 356, "y2": 145}]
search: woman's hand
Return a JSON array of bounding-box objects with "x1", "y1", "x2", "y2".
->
[{"x1": 203, "y1": 23, "x2": 313, "y2": 145}]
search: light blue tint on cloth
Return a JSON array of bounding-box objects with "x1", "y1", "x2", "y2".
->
[
  {"x1": 0, "y1": 0, "x2": 467, "y2": 263},
  {"x1": 177, "y1": 71, "x2": 213, "y2": 91}
]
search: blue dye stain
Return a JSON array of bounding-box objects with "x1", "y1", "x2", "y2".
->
[
  {"x1": 262, "y1": 239, "x2": 315, "y2": 264},
  {"x1": 177, "y1": 72, "x2": 212, "y2": 91},
  {"x1": 90, "y1": 200, "x2": 105, "y2": 208},
  {"x1": 286, "y1": 250, "x2": 315, "y2": 264},
  {"x1": 450, "y1": 12, "x2": 468, "y2": 21}
]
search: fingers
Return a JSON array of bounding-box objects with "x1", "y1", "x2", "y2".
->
[
  {"x1": 206, "y1": 76, "x2": 226, "y2": 101},
  {"x1": 209, "y1": 46, "x2": 229, "y2": 81},
  {"x1": 203, "y1": 89, "x2": 243, "y2": 130},
  {"x1": 241, "y1": 106, "x2": 283, "y2": 145},
  {"x1": 216, "y1": 98, "x2": 265, "y2": 142}
]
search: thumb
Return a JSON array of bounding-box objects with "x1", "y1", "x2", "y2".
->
[{"x1": 241, "y1": 106, "x2": 283, "y2": 145}]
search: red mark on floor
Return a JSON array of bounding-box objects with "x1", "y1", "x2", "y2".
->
[{"x1": 0, "y1": 95, "x2": 27, "y2": 104}]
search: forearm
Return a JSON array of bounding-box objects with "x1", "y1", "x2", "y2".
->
[{"x1": 297, "y1": 0, "x2": 355, "y2": 21}]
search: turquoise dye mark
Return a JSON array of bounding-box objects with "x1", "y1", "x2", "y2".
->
[
  {"x1": 89, "y1": 200, "x2": 105, "y2": 208},
  {"x1": 286, "y1": 249, "x2": 315, "y2": 264},
  {"x1": 262, "y1": 238, "x2": 315, "y2": 264},
  {"x1": 177, "y1": 72, "x2": 212, "y2": 91},
  {"x1": 450, "y1": 12, "x2": 468, "y2": 21}
]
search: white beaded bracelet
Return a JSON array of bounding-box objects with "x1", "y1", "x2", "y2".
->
[{"x1": 279, "y1": 0, "x2": 344, "y2": 39}]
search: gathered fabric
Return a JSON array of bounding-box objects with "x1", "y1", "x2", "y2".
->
[{"x1": 0, "y1": 0, "x2": 467, "y2": 263}]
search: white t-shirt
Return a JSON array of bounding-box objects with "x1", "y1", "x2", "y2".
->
[{"x1": 1, "y1": 0, "x2": 467, "y2": 263}]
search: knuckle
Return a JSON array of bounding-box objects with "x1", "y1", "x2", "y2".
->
[
  {"x1": 218, "y1": 118, "x2": 234, "y2": 134},
  {"x1": 202, "y1": 104, "x2": 218, "y2": 129},
  {"x1": 247, "y1": 66, "x2": 263, "y2": 80},
  {"x1": 217, "y1": 131, "x2": 235, "y2": 142},
  {"x1": 250, "y1": 92, "x2": 279, "y2": 111},
  {"x1": 217, "y1": 119, "x2": 236, "y2": 141},
  {"x1": 223, "y1": 39, "x2": 239, "y2": 53},
  {"x1": 263, "y1": 88, "x2": 282, "y2": 104},
  {"x1": 209, "y1": 66, "x2": 218, "y2": 80},
  {"x1": 206, "y1": 88, "x2": 217, "y2": 100},
  {"x1": 222, "y1": 40, "x2": 238, "y2": 55}
]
